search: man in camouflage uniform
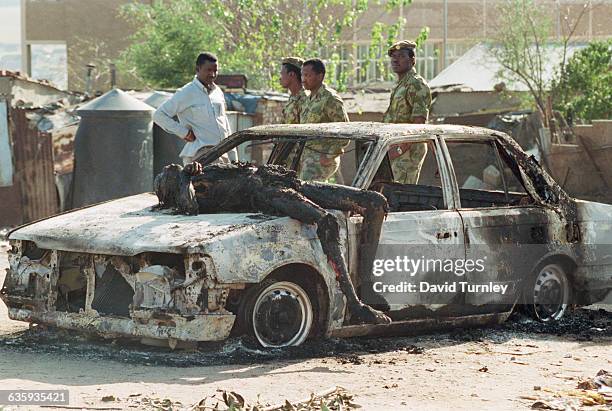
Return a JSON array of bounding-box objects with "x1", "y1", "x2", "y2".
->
[
  {"x1": 299, "y1": 58, "x2": 350, "y2": 182},
  {"x1": 280, "y1": 57, "x2": 308, "y2": 124},
  {"x1": 383, "y1": 40, "x2": 432, "y2": 184}
]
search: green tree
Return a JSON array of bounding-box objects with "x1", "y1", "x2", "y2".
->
[
  {"x1": 490, "y1": 0, "x2": 553, "y2": 115},
  {"x1": 551, "y1": 40, "x2": 612, "y2": 123},
  {"x1": 119, "y1": 0, "x2": 219, "y2": 89},
  {"x1": 490, "y1": 0, "x2": 589, "y2": 117},
  {"x1": 119, "y1": 0, "x2": 420, "y2": 90}
]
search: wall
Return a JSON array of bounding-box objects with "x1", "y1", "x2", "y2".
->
[
  {"x1": 546, "y1": 120, "x2": 612, "y2": 203},
  {"x1": 23, "y1": 0, "x2": 152, "y2": 91},
  {"x1": 254, "y1": 98, "x2": 285, "y2": 126},
  {"x1": 10, "y1": 108, "x2": 59, "y2": 223},
  {"x1": 0, "y1": 106, "x2": 59, "y2": 227},
  {"x1": 349, "y1": 0, "x2": 612, "y2": 43},
  {"x1": 24, "y1": 0, "x2": 612, "y2": 92}
]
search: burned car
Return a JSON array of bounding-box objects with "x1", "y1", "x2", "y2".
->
[{"x1": 2, "y1": 123, "x2": 611, "y2": 348}]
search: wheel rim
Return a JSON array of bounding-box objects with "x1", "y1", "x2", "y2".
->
[
  {"x1": 252, "y1": 281, "x2": 313, "y2": 348},
  {"x1": 532, "y1": 264, "x2": 569, "y2": 322}
]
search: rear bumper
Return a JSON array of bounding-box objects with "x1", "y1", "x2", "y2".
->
[{"x1": 7, "y1": 307, "x2": 235, "y2": 342}]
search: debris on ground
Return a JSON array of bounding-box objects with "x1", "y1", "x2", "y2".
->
[
  {"x1": 0, "y1": 309, "x2": 605, "y2": 373},
  {"x1": 121, "y1": 395, "x2": 183, "y2": 410},
  {"x1": 503, "y1": 309, "x2": 612, "y2": 340},
  {"x1": 400, "y1": 345, "x2": 425, "y2": 354},
  {"x1": 336, "y1": 354, "x2": 363, "y2": 365},
  {"x1": 526, "y1": 369, "x2": 612, "y2": 409},
  {"x1": 194, "y1": 387, "x2": 360, "y2": 411},
  {"x1": 0, "y1": 326, "x2": 428, "y2": 367}
]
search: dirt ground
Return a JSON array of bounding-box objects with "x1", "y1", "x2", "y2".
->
[{"x1": 0, "y1": 238, "x2": 610, "y2": 411}]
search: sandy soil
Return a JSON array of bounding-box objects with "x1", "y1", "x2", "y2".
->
[{"x1": 0, "y1": 239, "x2": 610, "y2": 411}]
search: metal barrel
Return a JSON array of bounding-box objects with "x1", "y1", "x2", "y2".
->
[
  {"x1": 144, "y1": 91, "x2": 185, "y2": 176},
  {"x1": 71, "y1": 89, "x2": 154, "y2": 208}
]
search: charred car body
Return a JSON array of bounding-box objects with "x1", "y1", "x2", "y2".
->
[{"x1": 2, "y1": 123, "x2": 611, "y2": 348}]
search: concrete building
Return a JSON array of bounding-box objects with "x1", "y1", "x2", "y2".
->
[
  {"x1": 20, "y1": 0, "x2": 612, "y2": 91},
  {"x1": 21, "y1": 0, "x2": 152, "y2": 92}
]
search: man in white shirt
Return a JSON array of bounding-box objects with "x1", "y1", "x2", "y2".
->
[{"x1": 154, "y1": 52, "x2": 236, "y2": 165}]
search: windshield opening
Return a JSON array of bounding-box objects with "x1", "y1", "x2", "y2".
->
[{"x1": 200, "y1": 135, "x2": 374, "y2": 187}]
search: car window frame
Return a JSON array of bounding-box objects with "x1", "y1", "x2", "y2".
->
[
  {"x1": 440, "y1": 134, "x2": 536, "y2": 210},
  {"x1": 196, "y1": 131, "x2": 378, "y2": 187},
  {"x1": 270, "y1": 138, "x2": 375, "y2": 186},
  {"x1": 357, "y1": 134, "x2": 458, "y2": 211}
]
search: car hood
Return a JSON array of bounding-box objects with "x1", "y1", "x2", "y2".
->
[{"x1": 9, "y1": 193, "x2": 288, "y2": 255}]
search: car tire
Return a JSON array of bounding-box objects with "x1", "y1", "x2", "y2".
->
[
  {"x1": 524, "y1": 263, "x2": 571, "y2": 322},
  {"x1": 244, "y1": 279, "x2": 314, "y2": 348}
]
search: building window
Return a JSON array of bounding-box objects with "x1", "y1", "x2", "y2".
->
[
  {"x1": 321, "y1": 41, "x2": 471, "y2": 88},
  {"x1": 414, "y1": 42, "x2": 438, "y2": 81}
]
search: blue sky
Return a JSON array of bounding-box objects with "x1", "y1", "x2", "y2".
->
[{"x1": 0, "y1": 0, "x2": 20, "y2": 44}]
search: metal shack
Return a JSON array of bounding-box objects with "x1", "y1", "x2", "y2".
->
[{"x1": 0, "y1": 71, "x2": 78, "y2": 226}]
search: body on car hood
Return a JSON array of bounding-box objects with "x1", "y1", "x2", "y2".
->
[{"x1": 9, "y1": 193, "x2": 288, "y2": 256}]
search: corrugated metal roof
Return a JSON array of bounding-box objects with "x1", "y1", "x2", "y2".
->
[{"x1": 429, "y1": 43, "x2": 586, "y2": 91}]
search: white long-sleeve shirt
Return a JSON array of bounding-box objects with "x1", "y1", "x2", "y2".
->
[{"x1": 153, "y1": 78, "x2": 232, "y2": 159}]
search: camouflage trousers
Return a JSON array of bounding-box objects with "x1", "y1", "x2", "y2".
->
[
  {"x1": 299, "y1": 140, "x2": 349, "y2": 182},
  {"x1": 299, "y1": 152, "x2": 341, "y2": 182},
  {"x1": 390, "y1": 142, "x2": 428, "y2": 184}
]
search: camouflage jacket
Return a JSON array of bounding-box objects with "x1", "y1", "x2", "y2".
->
[
  {"x1": 300, "y1": 84, "x2": 349, "y2": 124},
  {"x1": 298, "y1": 84, "x2": 349, "y2": 182},
  {"x1": 383, "y1": 68, "x2": 431, "y2": 123},
  {"x1": 282, "y1": 89, "x2": 308, "y2": 124}
]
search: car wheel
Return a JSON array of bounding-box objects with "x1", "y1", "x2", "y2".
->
[
  {"x1": 247, "y1": 280, "x2": 314, "y2": 348},
  {"x1": 526, "y1": 263, "x2": 571, "y2": 322}
]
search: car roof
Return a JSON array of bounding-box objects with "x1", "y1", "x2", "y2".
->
[{"x1": 239, "y1": 122, "x2": 500, "y2": 141}]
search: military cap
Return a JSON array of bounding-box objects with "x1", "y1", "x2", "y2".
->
[
  {"x1": 282, "y1": 57, "x2": 304, "y2": 70},
  {"x1": 387, "y1": 40, "x2": 417, "y2": 56}
]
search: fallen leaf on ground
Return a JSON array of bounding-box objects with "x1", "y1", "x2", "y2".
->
[
  {"x1": 194, "y1": 387, "x2": 361, "y2": 411},
  {"x1": 530, "y1": 400, "x2": 565, "y2": 410}
]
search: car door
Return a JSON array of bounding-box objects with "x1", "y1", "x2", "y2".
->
[
  {"x1": 441, "y1": 135, "x2": 544, "y2": 310},
  {"x1": 349, "y1": 135, "x2": 467, "y2": 318}
]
